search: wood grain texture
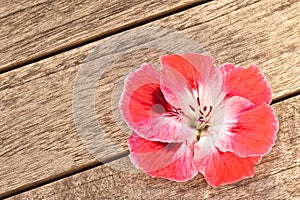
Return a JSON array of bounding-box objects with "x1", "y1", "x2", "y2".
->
[
  {"x1": 0, "y1": 0, "x2": 48, "y2": 18},
  {"x1": 0, "y1": 0, "x2": 206, "y2": 72},
  {"x1": 8, "y1": 95, "x2": 300, "y2": 200},
  {"x1": 1, "y1": 0, "x2": 300, "y2": 197}
]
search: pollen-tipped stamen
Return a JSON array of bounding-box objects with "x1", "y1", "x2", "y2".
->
[{"x1": 195, "y1": 99, "x2": 213, "y2": 132}]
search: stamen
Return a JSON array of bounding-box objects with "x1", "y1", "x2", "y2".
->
[
  {"x1": 195, "y1": 103, "x2": 213, "y2": 133},
  {"x1": 197, "y1": 119, "x2": 206, "y2": 123},
  {"x1": 189, "y1": 105, "x2": 196, "y2": 112},
  {"x1": 197, "y1": 97, "x2": 201, "y2": 106},
  {"x1": 199, "y1": 109, "x2": 205, "y2": 116},
  {"x1": 163, "y1": 107, "x2": 181, "y2": 117},
  {"x1": 205, "y1": 106, "x2": 213, "y2": 117},
  {"x1": 164, "y1": 112, "x2": 178, "y2": 117}
]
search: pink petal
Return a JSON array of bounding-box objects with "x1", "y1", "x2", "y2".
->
[
  {"x1": 194, "y1": 96, "x2": 254, "y2": 160},
  {"x1": 216, "y1": 96, "x2": 278, "y2": 157},
  {"x1": 193, "y1": 127, "x2": 220, "y2": 160},
  {"x1": 160, "y1": 54, "x2": 224, "y2": 117},
  {"x1": 194, "y1": 147, "x2": 261, "y2": 187},
  {"x1": 160, "y1": 64, "x2": 197, "y2": 118},
  {"x1": 128, "y1": 132, "x2": 198, "y2": 182},
  {"x1": 120, "y1": 63, "x2": 196, "y2": 142},
  {"x1": 220, "y1": 63, "x2": 272, "y2": 106},
  {"x1": 161, "y1": 54, "x2": 206, "y2": 91},
  {"x1": 160, "y1": 55, "x2": 199, "y2": 112},
  {"x1": 181, "y1": 53, "x2": 215, "y2": 78},
  {"x1": 182, "y1": 53, "x2": 224, "y2": 106}
]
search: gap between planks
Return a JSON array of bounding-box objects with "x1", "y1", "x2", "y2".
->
[
  {"x1": 271, "y1": 88, "x2": 300, "y2": 104},
  {"x1": 0, "y1": 0, "x2": 212, "y2": 74},
  {"x1": 0, "y1": 152, "x2": 129, "y2": 199}
]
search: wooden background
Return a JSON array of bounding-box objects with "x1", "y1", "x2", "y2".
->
[{"x1": 0, "y1": 0, "x2": 299, "y2": 199}]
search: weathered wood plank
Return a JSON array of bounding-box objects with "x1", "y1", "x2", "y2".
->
[
  {"x1": 0, "y1": 0, "x2": 47, "y2": 18},
  {"x1": 8, "y1": 95, "x2": 300, "y2": 200},
  {"x1": 0, "y1": 0, "x2": 206, "y2": 72},
  {"x1": 1, "y1": 0, "x2": 300, "y2": 197}
]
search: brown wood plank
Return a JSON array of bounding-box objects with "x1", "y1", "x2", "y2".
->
[
  {"x1": 7, "y1": 95, "x2": 300, "y2": 200},
  {"x1": 1, "y1": 0, "x2": 300, "y2": 197},
  {"x1": 0, "y1": 0, "x2": 47, "y2": 18},
  {"x1": 0, "y1": 0, "x2": 207, "y2": 72}
]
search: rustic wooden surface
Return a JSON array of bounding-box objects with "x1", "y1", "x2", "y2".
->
[
  {"x1": 0, "y1": 0, "x2": 299, "y2": 198},
  {"x1": 7, "y1": 95, "x2": 300, "y2": 200},
  {"x1": 0, "y1": 0, "x2": 206, "y2": 72}
]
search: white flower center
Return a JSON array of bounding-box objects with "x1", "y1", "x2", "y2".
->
[
  {"x1": 188, "y1": 97, "x2": 213, "y2": 139},
  {"x1": 163, "y1": 98, "x2": 213, "y2": 141}
]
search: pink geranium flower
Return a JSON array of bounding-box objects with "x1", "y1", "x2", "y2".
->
[{"x1": 120, "y1": 53, "x2": 278, "y2": 187}]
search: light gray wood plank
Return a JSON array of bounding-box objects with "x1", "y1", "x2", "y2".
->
[{"x1": 1, "y1": 0, "x2": 299, "y2": 197}]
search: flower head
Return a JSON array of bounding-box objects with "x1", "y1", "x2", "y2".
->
[{"x1": 119, "y1": 53, "x2": 278, "y2": 187}]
